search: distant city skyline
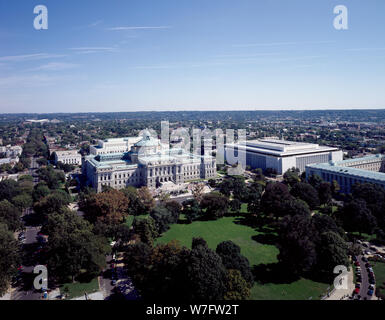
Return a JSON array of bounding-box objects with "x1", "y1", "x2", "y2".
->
[{"x1": 1, "y1": 0, "x2": 385, "y2": 113}]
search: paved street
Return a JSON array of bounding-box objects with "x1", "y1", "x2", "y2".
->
[
  {"x1": 29, "y1": 156, "x2": 40, "y2": 185},
  {"x1": 99, "y1": 255, "x2": 115, "y2": 299},
  {"x1": 11, "y1": 220, "x2": 42, "y2": 300},
  {"x1": 356, "y1": 255, "x2": 371, "y2": 300}
]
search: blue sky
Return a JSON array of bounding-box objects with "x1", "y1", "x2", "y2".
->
[{"x1": 0, "y1": 0, "x2": 385, "y2": 113}]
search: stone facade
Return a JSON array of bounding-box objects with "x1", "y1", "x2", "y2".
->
[
  {"x1": 225, "y1": 138, "x2": 342, "y2": 174},
  {"x1": 83, "y1": 132, "x2": 216, "y2": 192},
  {"x1": 54, "y1": 150, "x2": 82, "y2": 165}
]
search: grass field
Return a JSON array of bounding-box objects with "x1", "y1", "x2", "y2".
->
[
  {"x1": 250, "y1": 278, "x2": 329, "y2": 300},
  {"x1": 60, "y1": 277, "x2": 99, "y2": 299},
  {"x1": 372, "y1": 261, "x2": 385, "y2": 298},
  {"x1": 157, "y1": 216, "x2": 278, "y2": 266},
  {"x1": 157, "y1": 205, "x2": 330, "y2": 300}
]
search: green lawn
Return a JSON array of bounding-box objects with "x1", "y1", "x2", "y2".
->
[
  {"x1": 372, "y1": 261, "x2": 385, "y2": 297},
  {"x1": 250, "y1": 278, "x2": 329, "y2": 300},
  {"x1": 60, "y1": 277, "x2": 99, "y2": 299},
  {"x1": 157, "y1": 216, "x2": 278, "y2": 267},
  {"x1": 157, "y1": 210, "x2": 329, "y2": 300}
]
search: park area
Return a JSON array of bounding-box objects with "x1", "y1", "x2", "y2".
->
[
  {"x1": 155, "y1": 204, "x2": 330, "y2": 300},
  {"x1": 372, "y1": 261, "x2": 385, "y2": 299},
  {"x1": 60, "y1": 278, "x2": 99, "y2": 299}
]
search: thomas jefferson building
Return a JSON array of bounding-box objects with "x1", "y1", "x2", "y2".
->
[{"x1": 83, "y1": 131, "x2": 216, "y2": 192}]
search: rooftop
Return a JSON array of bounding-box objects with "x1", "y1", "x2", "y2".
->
[
  {"x1": 227, "y1": 138, "x2": 339, "y2": 156},
  {"x1": 307, "y1": 154, "x2": 385, "y2": 182}
]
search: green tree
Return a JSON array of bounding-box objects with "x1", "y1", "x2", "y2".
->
[
  {"x1": 34, "y1": 190, "x2": 71, "y2": 218},
  {"x1": 138, "y1": 187, "x2": 155, "y2": 213},
  {"x1": 182, "y1": 199, "x2": 201, "y2": 223},
  {"x1": 187, "y1": 242, "x2": 227, "y2": 300},
  {"x1": 339, "y1": 199, "x2": 377, "y2": 236},
  {"x1": 290, "y1": 182, "x2": 320, "y2": 210},
  {"x1": 132, "y1": 217, "x2": 159, "y2": 246},
  {"x1": 200, "y1": 192, "x2": 229, "y2": 220},
  {"x1": 316, "y1": 231, "x2": 349, "y2": 275},
  {"x1": 277, "y1": 214, "x2": 317, "y2": 276},
  {"x1": 0, "y1": 179, "x2": 19, "y2": 202},
  {"x1": 82, "y1": 189, "x2": 129, "y2": 224},
  {"x1": 122, "y1": 186, "x2": 146, "y2": 216},
  {"x1": 43, "y1": 209, "x2": 109, "y2": 282},
  {"x1": 261, "y1": 182, "x2": 293, "y2": 219},
  {"x1": 32, "y1": 183, "x2": 51, "y2": 202},
  {"x1": 216, "y1": 241, "x2": 254, "y2": 286},
  {"x1": 11, "y1": 193, "x2": 33, "y2": 210},
  {"x1": 283, "y1": 168, "x2": 301, "y2": 187},
  {"x1": 318, "y1": 182, "x2": 332, "y2": 205},
  {"x1": 0, "y1": 223, "x2": 21, "y2": 296},
  {"x1": 224, "y1": 269, "x2": 251, "y2": 300},
  {"x1": 37, "y1": 166, "x2": 65, "y2": 189},
  {"x1": 284, "y1": 198, "x2": 311, "y2": 217},
  {"x1": 0, "y1": 200, "x2": 22, "y2": 232},
  {"x1": 150, "y1": 206, "x2": 176, "y2": 234}
]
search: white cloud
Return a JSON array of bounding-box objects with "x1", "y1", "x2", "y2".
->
[
  {"x1": 0, "y1": 53, "x2": 66, "y2": 62},
  {"x1": 0, "y1": 74, "x2": 61, "y2": 88},
  {"x1": 346, "y1": 47, "x2": 385, "y2": 52},
  {"x1": 30, "y1": 62, "x2": 79, "y2": 71},
  {"x1": 69, "y1": 47, "x2": 118, "y2": 54},
  {"x1": 88, "y1": 20, "x2": 103, "y2": 28},
  {"x1": 233, "y1": 40, "x2": 334, "y2": 48}
]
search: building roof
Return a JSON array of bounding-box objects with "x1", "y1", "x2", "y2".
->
[
  {"x1": 54, "y1": 150, "x2": 81, "y2": 156},
  {"x1": 134, "y1": 134, "x2": 159, "y2": 147},
  {"x1": 307, "y1": 154, "x2": 385, "y2": 183},
  {"x1": 226, "y1": 138, "x2": 339, "y2": 157}
]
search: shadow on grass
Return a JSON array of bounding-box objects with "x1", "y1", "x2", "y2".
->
[
  {"x1": 252, "y1": 263, "x2": 300, "y2": 285},
  {"x1": 251, "y1": 233, "x2": 278, "y2": 246}
]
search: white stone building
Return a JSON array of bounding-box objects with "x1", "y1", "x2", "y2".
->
[
  {"x1": 90, "y1": 137, "x2": 142, "y2": 155},
  {"x1": 83, "y1": 131, "x2": 216, "y2": 192},
  {"x1": 54, "y1": 150, "x2": 82, "y2": 165},
  {"x1": 0, "y1": 145, "x2": 23, "y2": 158},
  {"x1": 225, "y1": 138, "x2": 342, "y2": 174}
]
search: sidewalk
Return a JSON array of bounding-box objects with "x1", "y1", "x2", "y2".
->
[
  {"x1": 0, "y1": 292, "x2": 11, "y2": 300},
  {"x1": 72, "y1": 292, "x2": 104, "y2": 300},
  {"x1": 325, "y1": 268, "x2": 354, "y2": 300}
]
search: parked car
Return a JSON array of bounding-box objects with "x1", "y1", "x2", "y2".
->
[
  {"x1": 367, "y1": 289, "x2": 374, "y2": 296},
  {"x1": 355, "y1": 283, "x2": 361, "y2": 288},
  {"x1": 369, "y1": 284, "x2": 375, "y2": 290},
  {"x1": 362, "y1": 257, "x2": 368, "y2": 262},
  {"x1": 354, "y1": 261, "x2": 360, "y2": 266},
  {"x1": 354, "y1": 288, "x2": 360, "y2": 295},
  {"x1": 352, "y1": 256, "x2": 357, "y2": 261},
  {"x1": 369, "y1": 278, "x2": 376, "y2": 285}
]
